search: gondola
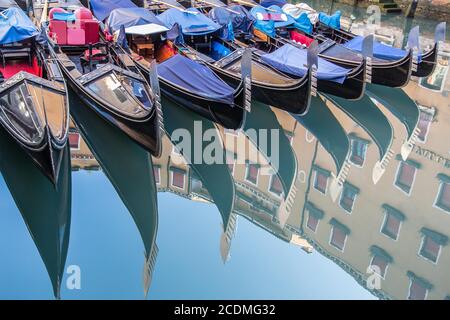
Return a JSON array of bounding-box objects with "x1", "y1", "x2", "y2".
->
[
  {"x1": 32, "y1": 0, "x2": 163, "y2": 157},
  {"x1": 190, "y1": 0, "x2": 366, "y2": 100},
  {"x1": 145, "y1": 0, "x2": 313, "y2": 115},
  {"x1": 89, "y1": 0, "x2": 250, "y2": 129},
  {"x1": 248, "y1": 0, "x2": 445, "y2": 86},
  {"x1": 272, "y1": 0, "x2": 446, "y2": 78},
  {"x1": 314, "y1": 18, "x2": 446, "y2": 79},
  {"x1": 0, "y1": 2, "x2": 69, "y2": 185},
  {"x1": 232, "y1": 1, "x2": 411, "y2": 88}
]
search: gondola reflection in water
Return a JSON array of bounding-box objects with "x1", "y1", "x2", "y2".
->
[
  {"x1": 0, "y1": 121, "x2": 71, "y2": 299},
  {"x1": 69, "y1": 86, "x2": 159, "y2": 297},
  {"x1": 0, "y1": 3, "x2": 69, "y2": 185}
]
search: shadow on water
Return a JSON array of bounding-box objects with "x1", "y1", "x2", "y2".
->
[
  {"x1": 293, "y1": 96, "x2": 350, "y2": 175},
  {"x1": 0, "y1": 127, "x2": 72, "y2": 299},
  {"x1": 68, "y1": 88, "x2": 158, "y2": 296},
  {"x1": 244, "y1": 101, "x2": 298, "y2": 199},
  {"x1": 366, "y1": 83, "x2": 420, "y2": 161},
  {"x1": 324, "y1": 93, "x2": 394, "y2": 183},
  {"x1": 161, "y1": 96, "x2": 235, "y2": 230}
]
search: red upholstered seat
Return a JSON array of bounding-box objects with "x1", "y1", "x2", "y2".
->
[
  {"x1": 74, "y1": 7, "x2": 93, "y2": 20},
  {"x1": 84, "y1": 49, "x2": 103, "y2": 60},
  {"x1": 49, "y1": 20, "x2": 67, "y2": 45},
  {"x1": 67, "y1": 27, "x2": 85, "y2": 45},
  {"x1": 290, "y1": 30, "x2": 314, "y2": 47},
  {"x1": 80, "y1": 20, "x2": 99, "y2": 44}
]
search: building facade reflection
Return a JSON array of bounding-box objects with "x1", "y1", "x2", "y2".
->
[{"x1": 65, "y1": 40, "x2": 450, "y2": 300}]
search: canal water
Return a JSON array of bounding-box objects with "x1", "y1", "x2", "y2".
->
[{"x1": 0, "y1": 1, "x2": 449, "y2": 300}]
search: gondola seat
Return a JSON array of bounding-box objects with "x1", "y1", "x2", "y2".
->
[
  {"x1": 290, "y1": 30, "x2": 313, "y2": 47},
  {"x1": 67, "y1": 27, "x2": 85, "y2": 45},
  {"x1": 49, "y1": 20, "x2": 67, "y2": 45},
  {"x1": 80, "y1": 48, "x2": 108, "y2": 72},
  {"x1": 81, "y1": 21, "x2": 99, "y2": 45}
]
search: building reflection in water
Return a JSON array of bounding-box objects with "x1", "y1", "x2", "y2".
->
[{"x1": 61, "y1": 39, "x2": 450, "y2": 300}]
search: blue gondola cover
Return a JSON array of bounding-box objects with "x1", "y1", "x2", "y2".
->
[
  {"x1": 260, "y1": 0, "x2": 287, "y2": 8},
  {"x1": 106, "y1": 7, "x2": 165, "y2": 34},
  {"x1": 157, "y1": 8, "x2": 221, "y2": 36},
  {"x1": 90, "y1": 0, "x2": 136, "y2": 22},
  {"x1": 261, "y1": 44, "x2": 350, "y2": 84},
  {"x1": 0, "y1": 7, "x2": 38, "y2": 45},
  {"x1": 209, "y1": 5, "x2": 255, "y2": 36},
  {"x1": 158, "y1": 54, "x2": 235, "y2": 105},
  {"x1": 318, "y1": 11, "x2": 341, "y2": 30},
  {"x1": 250, "y1": 5, "x2": 295, "y2": 37},
  {"x1": 344, "y1": 36, "x2": 419, "y2": 61}
]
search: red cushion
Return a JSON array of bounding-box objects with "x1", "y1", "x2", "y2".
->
[
  {"x1": 290, "y1": 30, "x2": 314, "y2": 47},
  {"x1": 74, "y1": 7, "x2": 93, "y2": 20},
  {"x1": 49, "y1": 20, "x2": 67, "y2": 45},
  {"x1": 49, "y1": 7, "x2": 66, "y2": 20},
  {"x1": 84, "y1": 49, "x2": 105, "y2": 61},
  {"x1": 80, "y1": 20, "x2": 99, "y2": 44},
  {"x1": 67, "y1": 28, "x2": 85, "y2": 45}
]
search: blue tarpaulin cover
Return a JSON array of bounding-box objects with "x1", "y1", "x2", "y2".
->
[
  {"x1": 158, "y1": 54, "x2": 235, "y2": 105},
  {"x1": 209, "y1": 5, "x2": 255, "y2": 36},
  {"x1": 90, "y1": 0, "x2": 136, "y2": 22},
  {"x1": 106, "y1": 7, "x2": 165, "y2": 33},
  {"x1": 318, "y1": 11, "x2": 341, "y2": 29},
  {"x1": 260, "y1": 0, "x2": 287, "y2": 8},
  {"x1": 157, "y1": 8, "x2": 221, "y2": 36},
  {"x1": 344, "y1": 36, "x2": 419, "y2": 61},
  {"x1": 0, "y1": 7, "x2": 38, "y2": 45},
  {"x1": 250, "y1": 5, "x2": 295, "y2": 37},
  {"x1": 261, "y1": 44, "x2": 350, "y2": 83},
  {"x1": 292, "y1": 12, "x2": 313, "y2": 34}
]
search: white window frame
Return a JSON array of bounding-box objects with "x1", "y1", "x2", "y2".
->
[
  {"x1": 153, "y1": 166, "x2": 161, "y2": 185},
  {"x1": 369, "y1": 256, "x2": 389, "y2": 280},
  {"x1": 268, "y1": 174, "x2": 284, "y2": 198},
  {"x1": 306, "y1": 212, "x2": 320, "y2": 233},
  {"x1": 170, "y1": 170, "x2": 186, "y2": 190},
  {"x1": 329, "y1": 226, "x2": 347, "y2": 252},
  {"x1": 418, "y1": 235, "x2": 442, "y2": 265},
  {"x1": 349, "y1": 138, "x2": 368, "y2": 168},
  {"x1": 69, "y1": 132, "x2": 81, "y2": 151},
  {"x1": 416, "y1": 106, "x2": 435, "y2": 144},
  {"x1": 379, "y1": 211, "x2": 402, "y2": 242},
  {"x1": 245, "y1": 163, "x2": 259, "y2": 186},
  {"x1": 339, "y1": 186, "x2": 357, "y2": 214},
  {"x1": 393, "y1": 161, "x2": 417, "y2": 196},
  {"x1": 313, "y1": 170, "x2": 328, "y2": 195},
  {"x1": 407, "y1": 279, "x2": 429, "y2": 300},
  {"x1": 433, "y1": 181, "x2": 450, "y2": 214}
]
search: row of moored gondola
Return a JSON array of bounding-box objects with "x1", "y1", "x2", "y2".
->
[{"x1": 0, "y1": 0, "x2": 446, "y2": 185}]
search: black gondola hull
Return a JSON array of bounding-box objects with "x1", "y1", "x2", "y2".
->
[
  {"x1": 63, "y1": 73, "x2": 161, "y2": 157},
  {"x1": 320, "y1": 51, "x2": 411, "y2": 88},
  {"x1": 207, "y1": 63, "x2": 311, "y2": 114},
  {"x1": 137, "y1": 63, "x2": 246, "y2": 130},
  {"x1": 317, "y1": 59, "x2": 366, "y2": 99},
  {"x1": 413, "y1": 43, "x2": 438, "y2": 78}
]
